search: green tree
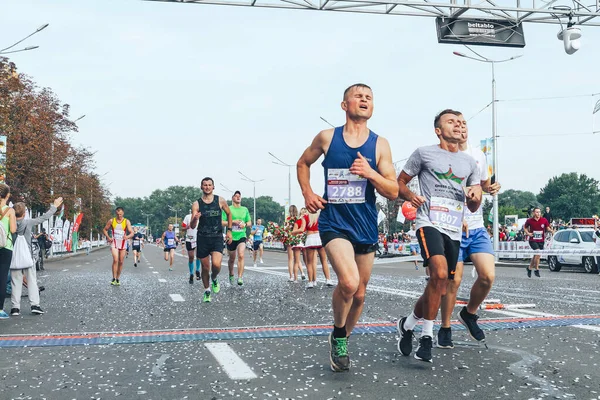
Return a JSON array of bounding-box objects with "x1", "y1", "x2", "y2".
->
[
  {"x1": 240, "y1": 196, "x2": 285, "y2": 225},
  {"x1": 537, "y1": 173, "x2": 600, "y2": 221},
  {"x1": 498, "y1": 189, "x2": 539, "y2": 213}
]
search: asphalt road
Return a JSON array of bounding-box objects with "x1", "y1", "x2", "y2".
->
[{"x1": 1, "y1": 245, "x2": 599, "y2": 400}]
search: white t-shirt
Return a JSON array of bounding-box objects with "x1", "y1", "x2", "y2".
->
[
  {"x1": 461, "y1": 144, "x2": 488, "y2": 231},
  {"x1": 182, "y1": 214, "x2": 197, "y2": 242},
  {"x1": 407, "y1": 229, "x2": 418, "y2": 244}
]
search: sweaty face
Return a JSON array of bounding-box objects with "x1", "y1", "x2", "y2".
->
[
  {"x1": 116, "y1": 209, "x2": 124, "y2": 218},
  {"x1": 201, "y1": 180, "x2": 214, "y2": 195},
  {"x1": 232, "y1": 193, "x2": 241, "y2": 204},
  {"x1": 435, "y1": 113, "x2": 463, "y2": 144},
  {"x1": 343, "y1": 87, "x2": 373, "y2": 121},
  {"x1": 534, "y1": 209, "x2": 541, "y2": 218}
]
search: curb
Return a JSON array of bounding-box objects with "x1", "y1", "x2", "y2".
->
[{"x1": 44, "y1": 246, "x2": 109, "y2": 264}]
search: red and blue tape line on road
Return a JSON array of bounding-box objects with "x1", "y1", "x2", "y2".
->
[{"x1": 1, "y1": 314, "x2": 598, "y2": 348}]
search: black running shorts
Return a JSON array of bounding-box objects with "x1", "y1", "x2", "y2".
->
[
  {"x1": 320, "y1": 231, "x2": 378, "y2": 255},
  {"x1": 197, "y1": 236, "x2": 224, "y2": 259},
  {"x1": 253, "y1": 240, "x2": 263, "y2": 251},
  {"x1": 416, "y1": 226, "x2": 460, "y2": 280},
  {"x1": 132, "y1": 246, "x2": 141, "y2": 252},
  {"x1": 227, "y1": 237, "x2": 246, "y2": 252},
  {"x1": 529, "y1": 241, "x2": 544, "y2": 250},
  {"x1": 164, "y1": 246, "x2": 175, "y2": 253},
  {"x1": 185, "y1": 241, "x2": 196, "y2": 252}
]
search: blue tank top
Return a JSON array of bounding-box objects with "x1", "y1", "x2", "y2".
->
[
  {"x1": 319, "y1": 126, "x2": 379, "y2": 244},
  {"x1": 164, "y1": 231, "x2": 176, "y2": 248}
]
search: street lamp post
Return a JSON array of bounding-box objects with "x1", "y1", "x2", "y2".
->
[
  {"x1": 238, "y1": 171, "x2": 264, "y2": 224},
  {"x1": 141, "y1": 212, "x2": 152, "y2": 239},
  {"x1": 268, "y1": 152, "x2": 293, "y2": 213},
  {"x1": 167, "y1": 205, "x2": 179, "y2": 228},
  {"x1": 0, "y1": 23, "x2": 49, "y2": 55},
  {"x1": 453, "y1": 49, "x2": 522, "y2": 256}
]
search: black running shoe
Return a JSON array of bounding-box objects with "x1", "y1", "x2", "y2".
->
[
  {"x1": 10, "y1": 308, "x2": 19, "y2": 316},
  {"x1": 38, "y1": 286, "x2": 45, "y2": 292},
  {"x1": 458, "y1": 306, "x2": 485, "y2": 342},
  {"x1": 527, "y1": 268, "x2": 532, "y2": 278},
  {"x1": 195, "y1": 270, "x2": 201, "y2": 280},
  {"x1": 437, "y1": 327, "x2": 454, "y2": 349},
  {"x1": 189, "y1": 274, "x2": 194, "y2": 284},
  {"x1": 134, "y1": 263, "x2": 137, "y2": 267},
  {"x1": 414, "y1": 336, "x2": 433, "y2": 363},
  {"x1": 534, "y1": 270, "x2": 540, "y2": 277},
  {"x1": 328, "y1": 333, "x2": 350, "y2": 372},
  {"x1": 396, "y1": 317, "x2": 414, "y2": 356},
  {"x1": 31, "y1": 305, "x2": 45, "y2": 315}
]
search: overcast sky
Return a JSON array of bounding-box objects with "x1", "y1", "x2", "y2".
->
[{"x1": 3, "y1": 0, "x2": 600, "y2": 208}]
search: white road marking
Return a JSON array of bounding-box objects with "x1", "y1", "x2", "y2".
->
[
  {"x1": 169, "y1": 294, "x2": 185, "y2": 302},
  {"x1": 149, "y1": 267, "x2": 154, "y2": 269},
  {"x1": 152, "y1": 354, "x2": 169, "y2": 377},
  {"x1": 62, "y1": 269, "x2": 68, "y2": 272},
  {"x1": 158, "y1": 279, "x2": 167, "y2": 283},
  {"x1": 205, "y1": 342, "x2": 257, "y2": 380},
  {"x1": 152, "y1": 271, "x2": 159, "y2": 274}
]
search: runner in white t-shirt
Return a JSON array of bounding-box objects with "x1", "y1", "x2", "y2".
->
[
  {"x1": 407, "y1": 223, "x2": 421, "y2": 271},
  {"x1": 437, "y1": 113, "x2": 501, "y2": 349},
  {"x1": 182, "y1": 212, "x2": 200, "y2": 284}
]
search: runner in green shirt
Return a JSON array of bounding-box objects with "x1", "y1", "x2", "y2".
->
[{"x1": 222, "y1": 190, "x2": 251, "y2": 286}]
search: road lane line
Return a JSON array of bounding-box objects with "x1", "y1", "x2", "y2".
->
[
  {"x1": 158, "y1": 279, "x2": 167, "y2": 283},
  {"x1": 169, "y1": 294, "x2": 185, "y2": 302},
  {"x1": 204, "y1": 342, "x2": 257, "y2": 380}
]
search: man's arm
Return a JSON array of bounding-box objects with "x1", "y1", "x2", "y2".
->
[
  {"x1": 190, "y1": 201, "x2": 200, "y2": 229},
  {"x1": 245, "y1": 210, "x2": 252, "y2": 228},
  {"x1": 349, "y1": 137, "x2": 398, "y2": 200},
  {"x1": 523, "y1": 222, "x2": 532, "y2": 238},
  {"x1": 297, "y1": 130, "x2": 332, "y2": 213},
  {"x1": 397, "y1": 171, "x2": 426, "y2": 208},
  {"x1": 125, "y1": 220, "x2": 134, "y2": 240},
  {"x1": 220, "y1": 197, "x2": 233, "y2": 244},
  {"x1": 102, "y1": 219, "x2": 113, "y2": 243}
]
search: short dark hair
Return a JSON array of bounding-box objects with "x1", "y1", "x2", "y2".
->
[
  {"x1": 115, "y1": 206, "x2": 124, "y2": 212},
  {"x1": 343, "y1": 83, "x2": 372, "y2": 101},
  {"x1": 14, "y1": 202, "x2": 26, "y2": 218},
  {"x1": 434, "y1": 109, "x2": 461, "y2": 129},
  {"x1": 534, "y1": 207, "x2": 541, "y2": 212},
  {"x1": 234, "y1": 190, "x2": 241, "y2": 196},
  {"x1": 201, "y1": 177, "x2": 214, "y2": 185}
]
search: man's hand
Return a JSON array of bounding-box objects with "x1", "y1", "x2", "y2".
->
[
  {"x1": 410, "y1": 194, "x2": 426, "y2": 208},
  {"x1": 486, "y1": 182, "x2": 501, "y2": 196},
  {"x1": 107, "y1": 237, "x2": 113, "y2": 243},
  {"x1": 192, "y1": 211, "x2": 201, "y2": 221},
  {"x1": 237, "y1": 221, "x2": 246, "y2": 229},
  {"x1": 53, "y1": 197, "x2": 64, "y2": 208},
  {"x1": 303, "y1": 191, "x2": 327, "y2": 213},
  {"x1": 465, "y1": 186, "x2": 479, "y2": 201},
  {"x1": 349, "y1": 152, "x2": 375, "y2": 180},
  {"x1": 225, "y1": 231, "x2": 233, "y2": 244}
]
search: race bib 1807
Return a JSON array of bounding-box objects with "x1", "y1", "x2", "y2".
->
[
  {"x1": 533, "y1": 231, "x2": 543, "y2": 241},
  {"x1": 327, "y1": 168, "x2": 367, "y2": 204},
  {"x1": 429, "y1": 196, "x2": 464, "y2": 233}
]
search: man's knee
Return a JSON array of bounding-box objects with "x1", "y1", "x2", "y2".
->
[
  {"x1": 352, "y1": 285, "x2": 367, "y2": 305},
  {"x1": 337, "y1": 275, "x2": 360, "y2": 297}
]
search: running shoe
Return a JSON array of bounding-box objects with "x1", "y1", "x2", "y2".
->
[
  {"x1": 212, "y1": 279, "x2": 220, "y2": 293},
  {"x1": 10, "y1": 308, "x2": 19, "y2": 316},
  {"x1": 115, "y1": 280, "x2": 121, "y2": 286},
  {"x1": 458, "y1": 306, "x2": 485, "y2": 342},
  {"x1": 196, "y1": 270, "x2": 201, "y2": 280},
  {"x1": 328, "y1": 333, "x2": 350, "y2": 372},
  {"x1": 229, "y1": 275, "x2": 235, "y2": 285},
  {"x1": 414, "y1": 336, "x2": 433, "y2": 363},
  {"x1": 301, "y1": 275, "x2": 306, "y2": 281},
  {"x1": 325, "y1": 279, "x2": 334, "y2": 287},
  {"x1": 253, "y1": 263, "x2": 257, "y2": 268},
  {"x1": 437, "y1": 327, "x2": 454, "y2": 349},
  {"x1": 237, "y1": 278, "x2": 243, "y2": 286},
  {"x1": 288, "y1": 278, "x2": 294, "y2": 282},
  {"x1": 31, "y1": 305, "x2": 45, "y2": 314},
  {"x1": 260, "y1": 258, "x2": 264, "y2": 264},
  {"x1": 396, "y1": 317, "x2": 414, "y2": 356},
  {"x1": 527, "y1": 267, "x2": 532, "y2": 278},
  {"x1": 202, "y1": 291, "x2": 211, "y2": 303},
  {"x1": 306, "y1": 281, "x2": 314, "y2": 289},
  {"x1": 0, "y1": 310, "x2": 8, "y2": 319},
  {"x1": 110, "y1": 279, "x2": 116, "y2": 286},
  {"x1": 534, "y1": 270, "x2": 541, "y2": 278},
  {"x1": 134, "y1": 263, "x2": 137, "y2": 267},
  {"x1": 189, "y1": 274, "x2": 194, "y2": 284}
]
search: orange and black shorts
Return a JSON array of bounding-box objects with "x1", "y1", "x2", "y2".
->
[{"x1": 416, "y1": 226, "x2": 460, "y2": 280}]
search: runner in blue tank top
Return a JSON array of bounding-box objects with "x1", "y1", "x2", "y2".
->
[
  {"x1": 297, "y1": 83, "x2": 399, "y2": 372},
  {"x1": 161, "y1": 224, "x2": 179, "y2": 271}
]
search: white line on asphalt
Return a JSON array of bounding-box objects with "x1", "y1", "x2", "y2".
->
[
  {"x1": 149, "y1": 267, "x2": 154, "y2": 269},
  {"x1": 158, "y1": 279, "x2": 167, "y2": 283},
  {"x1": 62, "y1": 269, "x2": 68, "y2": 272},
  {"x1": 169, "y1": 294, "x2": 185, "y2": 302},
  {"x1": 39, "y1": 275, "x2": 49, "y2": 278},
  {"x1": 152, "y1": 271, "x2": 159, "y2": 274},
  {"x1": 204, "y1": 343, "x2": 257, "y2": 380},
  {"x1": 152, "y1": 354, "x2": 169, "y2": 377},
  {"x1": 76, "y1": 265, "x2": 82, "y2": 268}
]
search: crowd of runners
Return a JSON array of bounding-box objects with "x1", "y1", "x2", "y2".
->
[{"x1": 3, "y1": 83, "x2": 568, "y2": 372}]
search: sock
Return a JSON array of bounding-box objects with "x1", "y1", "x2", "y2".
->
[
  {"x1": 333, "y1": 325, "x2": 347, "y2": 339},
  {"x1": 439, "y1": 326, "x2": 452, "y2": 331},
  {"x1": 188, "y1": 262, "x2": 194, "y2": 275},
  {"x1": 204, "y1": 287, "x2": 210, "y2": 293},
  {"x1": 422, "y1": 319, "x2": 434, "y2": 338},
  {"x1": 195, "y1": 259, "x2": 200, "y2": 271},
  {"x1": 404, "y1": 311, "x2": 421, "y2": 331}
]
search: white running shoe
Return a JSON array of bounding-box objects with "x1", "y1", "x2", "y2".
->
[
  {"x1": 253, "y1": 263, "x2": 257, "y2": 268},
  {"x1": 326, "y1": 279, "x2": 334, "y2": 287},
  {"x1": 288, "y1": 277, "x2": 294, "y2": 282},
  {"x1": 260, "y1": 258, "x2": 264, "y2": 264},
  {"x1": 306, "y1": 281, "x2": 314, "y2": 289}
]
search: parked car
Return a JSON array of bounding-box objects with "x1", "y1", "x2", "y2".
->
[{"x1": 547, "y1": 228, "x2": 598, "y2": 273}]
